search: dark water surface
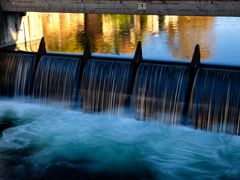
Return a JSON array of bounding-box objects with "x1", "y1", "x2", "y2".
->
[{"x1": 0, "y1": 100, "x2": 240, "y2": 179}]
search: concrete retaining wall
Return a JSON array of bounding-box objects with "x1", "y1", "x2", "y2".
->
[
  {"x1": 0, "y1": 0, "x2": 240, "y2": 16},
  {"x1": 0, "y1": 12, "x2": 43, "y2": 48}
]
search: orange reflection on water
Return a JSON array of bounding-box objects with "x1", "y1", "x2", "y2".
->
[
  {"x1": 163, "y1": 16, "x2": 214, "y2": 60},
  {"x1": 18, "y1": 13, "x2": 215, "y2": 61},
  {"x1": 42, "y1": 13, "x2": 85, "y2": 53}
]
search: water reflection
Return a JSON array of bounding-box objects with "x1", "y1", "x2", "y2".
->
[
  {"x1": 42, "y1": 13, "x2": 146, "y2": 55},
  {"x1": 163, "y1": 16, "x2": 214, "y2": 60},
  {"x1": 42, "y1": 13, "x2": 85, "y2": 53},
  {"x1": 17, "y1": 13, "x2": 217, "y2": 61}
]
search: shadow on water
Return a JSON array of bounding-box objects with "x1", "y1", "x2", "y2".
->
[
  {"x1": 0, "y1": 136, "x2": 155, "y2": 179},
  {"x1": 0, "y1": 109, "x2": 35, "y2": 134},
  {"x1": 0, "y1": 110, "x2": 15, "y2": 133},
  {"x1": 1, "y1": 160, "x2": 155, "y2": 180},
  {"x1": 0, "y1": 151, "x2": 155, "y2": 180},
  {"x1": 0, "y1": 145, "x2": 49, "y2": 180},
  {"x1": 39, "y1": 163, "x2": 155, "y2": 180}
]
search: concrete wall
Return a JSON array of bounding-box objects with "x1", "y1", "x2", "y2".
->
[
  {"x1": 0, "y1": 12, "x2": 23, "y2": 48},
  {"x1": 0, "y1": 0, "x2": 240, "y2": 16},
  {"x1": 0, "y1": 12, "x2": 43, "y2": 48}
]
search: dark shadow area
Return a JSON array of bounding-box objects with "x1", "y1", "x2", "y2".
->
[{"x1": 0, "y1": 107, "x2": 37, "y2": 135}]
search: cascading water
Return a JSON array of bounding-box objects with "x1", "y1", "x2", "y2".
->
[
  {"x1": 131, "y1": 63, "x2": 190, "y2": 124},
  {"x1": 0, "y1": 52, "x2": 240, "y2": 179},
  {"x1": 33, "y1": 55, "x2": 80, "y2": 106},
  {"x1": 0, "y1": 52, "x2": 240, "y2": 136},
  {"x1": 189, "y1": 68, "x2": 240, "y2": 135},
  {"x1": 80, "y1": 59, "x2": 132, "y2": 114},
  {"x1": 0, "y1": 52, "x2": 36, "y2": 97}
]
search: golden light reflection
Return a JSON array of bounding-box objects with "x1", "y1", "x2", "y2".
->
[
  {"x1": 17, "y1": 13, "x2": 215, "y2": 61},
  {"x1": 42, "y1": 13, "x2": 85, "y2": 53},
  {"x1": 146, "y1": 15, "x2": 159, "y2": 34},
  {"x1": 163, "y1": 16, "x2": 179, "y2": 31},
  {"x1": 163, "y1": 16, "x2": 214, "y2": 60},
  {"x1": 15, "y1": 12, "x2": 43, "y2": 51}
]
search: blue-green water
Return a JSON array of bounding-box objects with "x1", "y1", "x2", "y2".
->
[{"x1": 0, "y1": 100, "x2": 240, "y2": 179}]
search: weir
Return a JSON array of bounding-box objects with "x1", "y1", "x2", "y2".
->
[
  {"x1": 0, "y1": 52, "x2": 36, "y2": 97},
  {"x1": 0, "y1": 3, "x2": 240, "y2": 179},
  {"x1": 33, "y1": 55, "x2": 80, "y2": 105},
  {"x1": 189, "y1": 68, "x2": 240, "y2": 135},
  {"x1": 0, "y1": 38, "x2": 239, "y2": 135},
  {"x1": 81, "y1": 60, "x2": 132, "y2": 113},
  {"x1": 132, "y1": 64, "x2": 190, "y2": 124}
]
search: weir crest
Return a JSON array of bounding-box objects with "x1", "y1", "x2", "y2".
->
[{"x1": 0, "y1": 38, "x2": 239, "y2": 135}]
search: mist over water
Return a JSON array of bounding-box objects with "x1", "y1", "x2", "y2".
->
[{"x1": 0, "y1": 100, "x2": 240, "y2": 179}]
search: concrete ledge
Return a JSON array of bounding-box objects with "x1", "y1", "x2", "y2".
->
[{"x1": 0, "y1": 0, "x2": 240, "y2": 16}]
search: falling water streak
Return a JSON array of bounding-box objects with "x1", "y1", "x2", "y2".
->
[
  {"x1": 14, "y1": 56, "x2": 32, "y2": 97},
  {"x1": 238, "y1": 112, "x2": 240, "y2": 135},
  {"x1": 1, "y1": 52, "x2": 240, "y2": 136},
  {"x1": 0, "y1": 52, "x2": 35, "y2": 97},
  {"x1": 173, "y1": 69, "x2": 185, "y2": 124},
  {"x1": 222, "y1": 81, "x2": 230, "y2": 133},
  {"x1": 189, "y1": 68, "x2": 240, "y2": 135},
  {"x1": 33, "y1": 55, "x2": 80, "y2": 106},
  {"x1": 131, "y1": 64, "x2": 190, "y2": 124},
  {"x1": 80, "y1": 60, "x2": 132, "y2": 115}
]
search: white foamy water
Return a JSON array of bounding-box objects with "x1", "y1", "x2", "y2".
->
[{"x1": 0, "y1": 100, "x2": 240, "y2": 179}]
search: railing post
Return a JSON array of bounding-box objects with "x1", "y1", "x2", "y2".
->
[{"x1": 181, "y1": 44, "x2": 201, "y2": 125}]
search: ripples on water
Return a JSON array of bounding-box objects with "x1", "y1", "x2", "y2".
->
[
  {"x1": 15, "y1": 13, "x2": 240, "y2": 65},
  {"x1": 41, "y1": 14, "x2": 215, "y2": 61},
  {"x1": 0, "y1": 100, "x2": 240, "y2": 179}
]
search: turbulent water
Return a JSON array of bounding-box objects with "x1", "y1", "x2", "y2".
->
[{"x1": 0, "y1": 100, "x2": 240, "y2": 179}]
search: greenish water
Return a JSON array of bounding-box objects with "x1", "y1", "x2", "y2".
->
[{"x1": 0, "y1": 100, "x2": 240, "y2": 179}]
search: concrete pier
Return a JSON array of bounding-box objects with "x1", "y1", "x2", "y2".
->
[
  {"x1": 0, "y1": 12, "x2": 43, "y2": 48},
  {"x1": 0, "y1": 0, "x2": 240, "y2": 16}
]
